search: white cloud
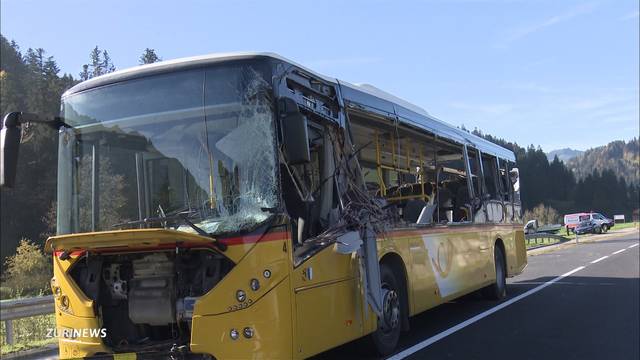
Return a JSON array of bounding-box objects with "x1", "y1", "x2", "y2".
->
[
  {"x1": 503, "y1": 81, "x2": 558, "y2": 93},
  {"x1": 495, "y1": 2, "x2": 597, "y2": 48},
  {"x1": 564, "y1": 92, "x2": 637, "y2": 111},
  {"x1": 620, "y1": 10, "x2": 639, "y2": 21},
  {"x1": 304, "y1": 56, "x2": 382, "y2": 69},
  {"x1": 449, "y1": 101, "x2": 515, "y2": 115},
  {"x1": 439, "y1": 86, "x2": 638, "y2": 151}
]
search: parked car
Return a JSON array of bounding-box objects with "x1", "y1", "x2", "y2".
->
[
  {"x1": 563, "y1": 212, "x2": 614, "y2": 235},
  {"x1": 564, "y1": 213, "x2": 590, "y2": 234},
  {"x1": 575, "y1": 220, "x2": 599, "y2": 235},
  {"x1": 524, "y1": 219, "x2": 538, "y2": 234},
  {"x1": 591, "y1": 212, "x2": 615, "y2": 231}
]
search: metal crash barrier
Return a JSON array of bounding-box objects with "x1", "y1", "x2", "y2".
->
[{"x1": 0, "y1": 295, "x2": 54, "y2": 345}]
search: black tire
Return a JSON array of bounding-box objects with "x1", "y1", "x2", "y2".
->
[
  {"x1": 482, "y1": 246, "x2": 507, "y2": 300},
  {"x1": 370, "y1": 265, "x2": 404, "y2": 356},
  {"x1": 594, "y1": 225, "x2": 602, "y2": 234},
  {"x1": 602, "y1": 225, "x2": 608, "y2": 233}
]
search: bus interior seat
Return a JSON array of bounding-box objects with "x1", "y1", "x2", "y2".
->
[
  {"x1": 403, "y1": 199, "x2": 427, "y2": 223},
  {"x1": 417, "y1": 204, "x2": 437, "y2": 224}
]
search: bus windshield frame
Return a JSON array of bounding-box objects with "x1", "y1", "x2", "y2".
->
[{"x1": 56, "y1": 61, "x2": 280, "y2": 236}]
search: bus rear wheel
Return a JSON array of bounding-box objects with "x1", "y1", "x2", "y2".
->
[
  {"x1": 482, "y1": 246, "x2": 507, "y2": 300},
  {"x1": 370, "y1": 264, "x2": 403, "y2": 356}
]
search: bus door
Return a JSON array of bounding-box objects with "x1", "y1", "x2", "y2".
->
[{"x1": 284, "y1": 120, "x2": 363, "y2": 357}]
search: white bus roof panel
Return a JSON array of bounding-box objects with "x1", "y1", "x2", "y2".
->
[{"x1": 64, "y1": 52, "x2": 516, "y2": 162}]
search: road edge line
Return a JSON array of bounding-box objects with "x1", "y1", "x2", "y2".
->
[
  {"x1": 386, "y1": 266, "x2": 586, "y2": 360},
  {"x1": 590, "y1": 256, "x2": 609, "y2": 264}
]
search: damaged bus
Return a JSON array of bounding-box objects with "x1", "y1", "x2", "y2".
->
[{"x1": 0, "y1": 53, "x2": 527, "y2": 359}]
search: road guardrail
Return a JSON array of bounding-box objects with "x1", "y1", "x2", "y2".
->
[
  {"x1": 0, "y1": 295, "x2": 54, "y2": 345},
  {"x1": 525, "y1": 233, "x2": 570, "y2": 248}
]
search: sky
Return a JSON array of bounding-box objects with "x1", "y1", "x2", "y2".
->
[{"x1": 1, "y1": 0, "x2": 638, "y2": 152}]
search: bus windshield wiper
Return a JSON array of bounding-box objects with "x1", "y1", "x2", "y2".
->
[
  {"x1": 177, "y1": 215, "x2": 227, "y2": 251},
  {"x1": 111, "y1": 211, "x2": 227, "y2": 251},
  {"x1": 111, "y1": 213, "x2": 190, "y2": 228}
]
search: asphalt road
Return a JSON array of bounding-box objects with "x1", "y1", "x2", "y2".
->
[{"x1": 316, "y1": 230, "x2": 640, "y2": 360}]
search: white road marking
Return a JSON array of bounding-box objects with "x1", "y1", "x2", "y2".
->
[
  {"x1": 386, "y1": 266, "x2": 586, "y2": 360},
  {"x1": 590, "y1": 256, "x2": 608, "y2": 264},
  {"x1": 628, "y1": 243, "x2": 639, "y2": 249},
  {"x1": 612, "y1": 248, "x2": 627, "y2": 255}
]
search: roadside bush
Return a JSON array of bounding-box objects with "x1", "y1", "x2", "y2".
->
[
  {"x1": 523, "y1": 204, "x2": 560, "y2": 225},
  {"x1": 0, "y1": 314, "x2": 56, "y2": 353},
  {"x1": 2, "y1": 239, "x2": 51, "y2": 298}
]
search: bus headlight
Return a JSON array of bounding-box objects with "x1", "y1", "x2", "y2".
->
[
  {"x1": 230, "y1": 329, "x2": 239, "y2": 340},
  {"x1": 243, "y1": 327, "x2": 254, "y2": 339},
  {"x1": 59, "y1": 295, "x2": 70, "y2": 310}
]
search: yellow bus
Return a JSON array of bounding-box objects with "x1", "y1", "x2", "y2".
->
[{"x1": 0, "y1": 53, "x2": 526, "y2": 359}]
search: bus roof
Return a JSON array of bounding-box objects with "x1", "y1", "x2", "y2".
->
[{"x1": 64, "y1": 52, "x2": 516, "y2": 162}]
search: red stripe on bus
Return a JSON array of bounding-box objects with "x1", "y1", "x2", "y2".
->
[{"x1": 218, "y1": 231, "x2": 288, "y2": 245}]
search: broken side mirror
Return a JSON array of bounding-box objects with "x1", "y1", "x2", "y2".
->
[{"x1": 279, "y1": 98, "x2": 310, "y2": 165}]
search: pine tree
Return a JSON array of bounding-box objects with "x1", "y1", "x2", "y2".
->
[
  {"x1": 79, "y1": 64, "x2": 90, "y2": 81},
  {"x1": 139, "y1": 48, "x2": 161, "y2": 64},
  {"x1": 89, "y1": 46, "x2": 103, "y2": 78},
  {"x1": 101, "y1": 50, "x2": 116, "y2": 73},
  {"x1": 0, "y1": 35, "x2": 28, "y2": 117},
  {"x1": 80, "y1": 46, "x2": 116, "y2": 80}
]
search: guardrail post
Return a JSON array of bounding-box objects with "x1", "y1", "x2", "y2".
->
[{"x1": 5, "y1": 319, "x2": 14, "y2": 345}]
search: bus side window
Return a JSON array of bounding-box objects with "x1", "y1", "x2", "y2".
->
[
  {"x1": 509, "y1": 162, "x2": 521, "y2": 203},
  {"x1": 434, "y1": 144, "x2": 469, "y2": 223},
  {"x1": 481, "y1": 153, "x2": 500, "y2": 200},
  {"x1": 287, "y1": 122, "x2": 339, "y2": 244},
  {"x1": 361, "y1": 163, "x2": 381, "y2": 196},
  {"x1": 466, "y1": 148, "x2": 481, "y2": 202},
  {"x1": 499, "y1": 160, "x2": 511, "y2": 202}
]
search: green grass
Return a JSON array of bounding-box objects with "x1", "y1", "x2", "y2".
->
[
  {"x1": 610, "y1": 221, "x2": 640, "y2": 231},
  {"x1": 0, "y1": 314, "x2": 57, "y2": 355}
]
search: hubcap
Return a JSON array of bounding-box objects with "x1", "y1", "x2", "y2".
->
[{"x1": 381, "y1": 289, "x2": 400, "y2": 332}]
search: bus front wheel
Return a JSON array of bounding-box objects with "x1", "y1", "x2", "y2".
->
[
  {"x1": 482, "y1": 246, "x2": 507, "y2": 300},
  {"x1": 370, "y1": 264, "x2": 403, "y2": 356}
]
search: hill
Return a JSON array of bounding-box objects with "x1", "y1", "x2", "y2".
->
[
  {"x1": 547, "y1": 148, "x2": 583, "y2": 163},
  {"x1": 566, "y1": 139, "x2": 639, "y2": 186}
]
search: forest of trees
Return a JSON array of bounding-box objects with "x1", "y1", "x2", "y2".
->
[
  {"x1": 469, "y1": 128, "x2": 639, "y2": 221},
  {"x1": 0, "y1": 33, "x2": 638, "y2": 266},
  {"x1": 566, "y1": 139, "x2": 639, "y2": 186}
]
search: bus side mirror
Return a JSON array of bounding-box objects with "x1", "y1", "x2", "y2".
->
[
  {"x1": 279, "y1": 98, "x2": 310, "y2": 165},
  {"x1": 1, "y1": 112, "x2": 67, "y2": 188},
  {"x1": 1, "y1": 113, "x2": 23, "y2": 188}
]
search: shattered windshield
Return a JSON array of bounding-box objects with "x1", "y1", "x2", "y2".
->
[{"x1": 57, "y1": 62, "x2": 278, "y2": 236}]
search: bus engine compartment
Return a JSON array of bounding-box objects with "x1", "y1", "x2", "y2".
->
[{"x1": 68, "y1": 248, "x2": 234, "y2": 352}]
